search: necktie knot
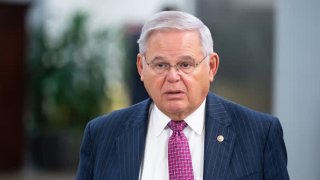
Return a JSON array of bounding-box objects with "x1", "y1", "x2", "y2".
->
[{"x1": 168, "y1": 120, "x2": 187, "y2": 132}]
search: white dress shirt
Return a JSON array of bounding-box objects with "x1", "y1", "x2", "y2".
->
[{"x1": 139, "y1": 99, "x2": 206, "y2": 180}]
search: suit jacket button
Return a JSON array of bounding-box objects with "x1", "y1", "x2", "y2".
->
[{"x1": 217, "y1": 135, "x2": 224, "y2": 142}]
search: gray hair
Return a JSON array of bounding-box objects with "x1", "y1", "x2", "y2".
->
[{"x1": 137, "y1": 11, "x2": 214, "y2": 55}]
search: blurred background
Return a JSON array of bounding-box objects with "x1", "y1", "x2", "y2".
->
[{"x1": 0, "y1": 0, "x2": 319, "y2": 179}]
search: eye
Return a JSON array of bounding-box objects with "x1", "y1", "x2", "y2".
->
[
  {"x1": 153, "y1": 63, "x2": 169, "y2": 69},
  {"x1": 178, "y1": 62, "x2": 194, "y2": 69}
]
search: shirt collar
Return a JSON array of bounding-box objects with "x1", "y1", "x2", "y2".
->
[
  {"x1": 150, "y1": 99, "x2": 206, "y2": 137},
  {"x1": 149, "y1": 103, "x2": 171, "y2": 137},
  {"x1": 185, "y1": 99, "x2": 206, "y2": 135}
]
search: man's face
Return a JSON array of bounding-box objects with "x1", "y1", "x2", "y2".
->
[{"x1": 137, "y1": 30, "x2": 219, "y2": 120}]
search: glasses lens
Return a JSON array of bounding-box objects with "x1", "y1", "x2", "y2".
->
[
  {"x1": 178, "y1": 61, "x2": 195, "y2": 74},
  {"x1": 151, "y1": 62, "x2": 168, "y2": 74},
  {"x1": 145, "y1": 56, "x2": 206, "y2": 75}
]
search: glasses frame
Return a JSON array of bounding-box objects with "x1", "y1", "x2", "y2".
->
[{"x1": 144, "y1": 55, "x2": 209, "y2": 75}]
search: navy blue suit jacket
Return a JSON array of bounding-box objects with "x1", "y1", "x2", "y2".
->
[{"x1": 76, "y1": 93, "x2": 289, "y2": 180}]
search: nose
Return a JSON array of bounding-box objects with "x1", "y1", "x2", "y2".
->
[{"x1": 166, "y1": 65, "x2": 181, "y2": 82}]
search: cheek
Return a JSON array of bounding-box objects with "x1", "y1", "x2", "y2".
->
[
  {"x1": 143, "y1": 76, "x2": 164, "y2": 94},
  {"x1": 187, "y1": 75, "x2": 210, "y2": 94}
]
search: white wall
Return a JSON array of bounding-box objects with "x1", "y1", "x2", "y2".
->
[{"x1": 274, "y1": 0, "x2": 320, "y2": 179}]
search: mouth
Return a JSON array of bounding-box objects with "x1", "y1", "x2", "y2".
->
[
  {"x1": 163, "y1": 90, "x2": 185, "y2": 99},
  {"x1": 164, "y1": 90, "x2": 184, "y2": 95}
]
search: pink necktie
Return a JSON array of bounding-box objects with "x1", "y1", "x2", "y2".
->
[{"x1": 168, "y1": 120, "x2": 194, "y2": 180}]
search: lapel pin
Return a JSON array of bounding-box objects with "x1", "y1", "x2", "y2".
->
[{"x1": 217, "y1": 135, "x2": 224, "y2": 142}]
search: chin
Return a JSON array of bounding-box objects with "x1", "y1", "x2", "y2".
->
[{"x1": 163, "y1": 102, "x2": 186, "y2": 114}]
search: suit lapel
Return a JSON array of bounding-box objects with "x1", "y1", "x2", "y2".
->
[
  {"x1": 203, "y1": 93, "x2": 236, "y2": 180},
  {"x1": 116, "y1": 100, "x2": 151, "y2": 180},
  {"x1": 113, "y1": 94, "x2": 236, "y2": 180}
]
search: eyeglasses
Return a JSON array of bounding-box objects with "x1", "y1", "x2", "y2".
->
[{"x1": 144, "y1": 55, "x2": 208, "y2": 75}]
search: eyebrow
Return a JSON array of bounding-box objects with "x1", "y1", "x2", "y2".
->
[
  {"x1": 178, "y1": 56, "x2": 196, "y2": 61},
  {"x1": 150, "y1": 55, "x2": 196, "y2": 63},
  {"x1": 150, "y1": 56, "x2": 167, "y2": 63}
]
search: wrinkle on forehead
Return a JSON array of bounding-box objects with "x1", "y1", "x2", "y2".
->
[{"x1": 145, "y1": 30, "x2": 203, "y2": 61}]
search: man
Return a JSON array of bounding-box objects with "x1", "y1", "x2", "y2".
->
[{"x1": 76, "y1": 11, "x2": 289, "y2": 180}]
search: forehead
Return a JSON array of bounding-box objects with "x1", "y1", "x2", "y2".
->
[
  {"x1": 147, "y1": 29, "x2": 201, "y2": 44},
  {"x1": 145, "y1": 30, "x2": 203, "y2": 58}
]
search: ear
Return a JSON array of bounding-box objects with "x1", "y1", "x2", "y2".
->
[
  {"x1": 136, "y1": 53, "x2": 145, "y2": 81},
  {"x1": 208, "y1": 52, "x2": 220, "y2": 82}
]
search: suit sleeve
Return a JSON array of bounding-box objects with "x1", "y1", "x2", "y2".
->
[
  {"x1": 76, "y1": 122, "x2": 94, "y2": 180},
  {"x1": 263, "y1": 118, "x2": 290, "y2": 180}
]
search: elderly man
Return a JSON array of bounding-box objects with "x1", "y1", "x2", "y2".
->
[{"x1": 76, "y1": 11, "x2": 289, "y2": 180}]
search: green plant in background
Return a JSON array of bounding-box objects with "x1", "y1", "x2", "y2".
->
[{"x1": 27, "y1": 11, "x2": 110, "y2": 135}]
